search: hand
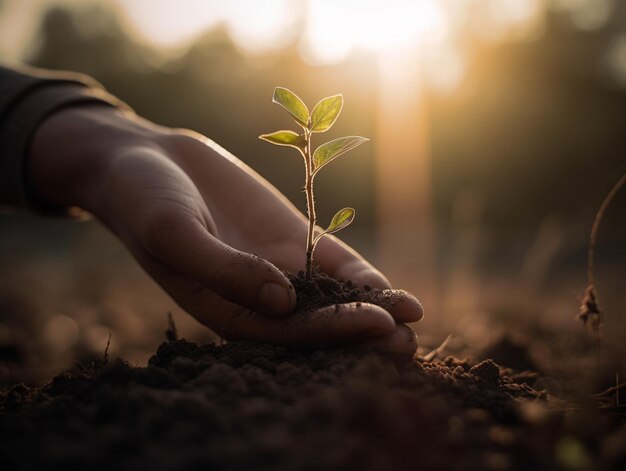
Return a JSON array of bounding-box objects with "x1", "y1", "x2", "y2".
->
[{"x1": 28, "y1": 105, "x2": 423, "y2": 354}]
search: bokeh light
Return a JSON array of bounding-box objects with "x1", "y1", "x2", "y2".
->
[{"x1": 113, "y1": 0, "x2": 299, "y2": 54}]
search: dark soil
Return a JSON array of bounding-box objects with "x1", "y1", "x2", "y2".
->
[
  {"x1": 1, "y1": 272, "x2": 624, "y2": 470},
  {"x1": 287, "y1": 269, "x2": 404, "y2": 315},
  {"x1": 1, "y1": 338, "x2": 625, "y2": 470}
]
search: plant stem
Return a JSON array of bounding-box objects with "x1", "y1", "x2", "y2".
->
[{"x1": 303, "y1": 128, "x2": 316, "y2": 279}]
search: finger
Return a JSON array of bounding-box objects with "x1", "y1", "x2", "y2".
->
[
  {"x1": 351, "y1": 324, "x2": 418, "y2": 356},
  {"x1": 223, "y1": 302, "x2": 396, "y2": 347},
  {"x1": 128, "y1": 250, "x2": 396, "y2": 347},
  {"x1": 365, "y1": 289, "x2": 424, "y2": 323},
  {"x1": 137, "y1": 219, "x2": 422, "y2": 326},
  {"x1": 123, "y1": 241, "x2": 243, "y2": 328},
  {"x1": 314, "y1": 235, "x2": 391, "y2": 289},
  {"x1": 140, "y1": 209, "x2": 295, "y2": 317}
]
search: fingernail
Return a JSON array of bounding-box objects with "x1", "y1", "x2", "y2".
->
[{"x1": 258, "y1": 282, "x2": 294, "y2": 316}]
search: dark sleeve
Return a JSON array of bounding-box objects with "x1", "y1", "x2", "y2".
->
[{"x1": 0, "y1": 64, "x2": 131, "y2": 213}]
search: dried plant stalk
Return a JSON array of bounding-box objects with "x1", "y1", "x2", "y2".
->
[{"x1": 578, "y1": 172, "x2": 626, "y2": 352}]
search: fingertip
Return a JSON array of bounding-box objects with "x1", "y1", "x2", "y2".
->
[
  {"x1": 216, "y1": 250, "x2": 296, "y2": 317},
  {"x1": 397, "y1": 291, "x2": 424, "y2": 322},
  {"x1": 397, "y1": 324, "x2": 419, "y2": 354},
  {"x1": 377, "y1": 290, "x2": 424, "y2": 323},
  {"x1": 257, "y1": 277, "x2": 296, "y2": 318}
]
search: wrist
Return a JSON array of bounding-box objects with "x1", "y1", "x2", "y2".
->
[{"x1": 28, "y1": 105, "x2": 167, "y2": 215}]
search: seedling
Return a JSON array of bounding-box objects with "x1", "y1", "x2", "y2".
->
[{"x1": 260, "y1": 87, "x2": 368, "y2": 279}]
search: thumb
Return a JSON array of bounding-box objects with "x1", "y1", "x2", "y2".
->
[{"x1": 141, "y1": 211, "x2": 295, "y2": 317}]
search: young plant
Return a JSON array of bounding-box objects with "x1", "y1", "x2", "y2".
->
[{"x1": 260, "y1": 87, "x2": 368, "y2": 279}]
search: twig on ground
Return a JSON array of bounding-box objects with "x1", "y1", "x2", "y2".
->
[
  {"x1": 422, "y1": 334, "x2": 453, "y2": 362},
  {"x1": 593, "y1": 381, "x2": 626, "y2": 400}
]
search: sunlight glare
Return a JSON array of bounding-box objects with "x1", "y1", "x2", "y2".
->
[
  {"x1": 423, "y1": 44, "x2": 465, "y2": 91},
  {"x1": 302, "y1": 0, "x2": 448, "y2": 64}
]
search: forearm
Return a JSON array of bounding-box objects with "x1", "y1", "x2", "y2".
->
[{"x1": 0, "y1": 64, "x2": 130, "y2": 213}]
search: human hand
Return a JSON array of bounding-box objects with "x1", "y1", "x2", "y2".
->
[{"x1": 28, "y1": 106, "x2": 423, "y2": 354}]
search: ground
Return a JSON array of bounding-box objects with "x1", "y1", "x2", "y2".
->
[{"x1": 1, "y1": 338, "x2": 625, "y2": 470}]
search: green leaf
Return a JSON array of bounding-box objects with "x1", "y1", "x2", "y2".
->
[
  {"x1": 273, "y1": 87, "x2": 309, "y2": 127},
  {"x1": 259, "y1": 130, "x2": 305, "y2": 150},
  {"x1": 325, "y1": 207, "x2": 355, "y2": 234},
  {"x1": 313, "y1": 207, "x2": 356, "y2": 246},
  {"x1": 313, "y1": 136, "x2": 369, "y2": 173},
  {"x1": 310, "y1": 94, "x2": 343, "y2": 132}
]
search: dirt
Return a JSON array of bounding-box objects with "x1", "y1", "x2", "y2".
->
[
  {"x1": 1, "y1": 273, "x2": 625, "y2": 470},
  {"x1": 287, "y1": 269, "x2": 404, "y2": 315},
  {"x1": 0, "y1": 337, "x2": 625, "y2": 470}
]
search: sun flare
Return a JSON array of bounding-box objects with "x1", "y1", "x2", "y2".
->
[{"x1": 302, "y1": 0, "x2": 448, "y2": 64}]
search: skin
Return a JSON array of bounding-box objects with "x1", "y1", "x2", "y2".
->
[{"x1": 28, "y1": 105, "x2": 423, "y2": 354}]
